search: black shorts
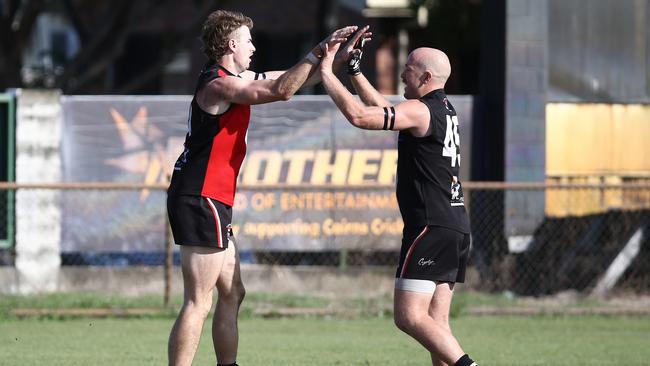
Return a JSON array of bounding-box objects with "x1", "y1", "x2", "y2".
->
[
  {"x1": 395, "y1": 225, "x2": 470, "y2": 284},
  {"x1": 167, "y1": 194, "x2": 233, "y2": 248}
]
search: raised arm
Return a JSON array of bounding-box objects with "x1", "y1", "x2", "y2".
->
[
  {"x1": 344, "y1": 34, "x2": 390, "y2": 107},
  {"x1": 349, "y1": 73, "x2": 391, "y2": 107},
  {"x1": 239, "y1": 26, "x2": 372, "y2": 88},
  {"x1": 319, "y1": 43, "x2": 431, "y2": 137},
  {"x1": 238, "y1": 70, "x2": 285, "y2": 81},
  {"x1": 205, "y1": 26, "x2": 358, "y2": 108}
]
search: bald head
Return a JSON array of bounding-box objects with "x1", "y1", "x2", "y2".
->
[
  {"x1": 410, "y1": 47, "x2": 451, "y2": 85},
  {"x1": 401, "y1": 47, "x2": 452, "y2": 99}
]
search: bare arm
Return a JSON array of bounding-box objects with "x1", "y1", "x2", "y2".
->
[
  {"x1": 210, "y1": 48, "x2": 322, "y2": 106},
  {"x1": 197, "y1": 63, "x2": 311, "y2": 113},
  {"x1": 350, "y1": 73, "x2": 391, "y2": 107},
  {"x1": 238, "y1": 70, "x2": 285, "y2": 80},
  {"x1": 230, "y1": 57, "x2": 316, "y2": 103},
  {"x1": 304, "y1": 26, "x2": 373, "y2": 87},
  {"x1": 238, "y1": 26, "x2": 372, "y2": 88},
  {"x1": 240, "y1": 69, "x2": 322, "y2": 88},
  {"x1": 344, "y1": 27, "x2": 389, "y2": 107},
  {"x1": 319, "y1": 43, "x2": 430, "y2": 136},
  {"x1": 202, "y1": 26, "x2": 358, "y2": 109}
]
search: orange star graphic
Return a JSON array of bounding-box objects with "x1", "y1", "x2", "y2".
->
[{"x1": 105, "y1": 107, "x2": 172, "y2": 201}]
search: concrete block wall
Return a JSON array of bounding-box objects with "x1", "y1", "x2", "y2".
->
[
  {"x1": 14, "y1": 89, "x2": 62, "y2": 294},
  {"x1": 505, "y1": 0, "x2": 548, "y2": 248}
]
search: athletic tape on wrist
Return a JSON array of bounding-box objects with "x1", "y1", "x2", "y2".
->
[
  {"x1": 347, "y1": 54, "x2": 361, "y2": 75},
  {"x1": 347, "y1": 36, "x2": 365, "y2": 75},
  {"x1": 306, "y1": 52, "x2": 320, "y2": 65}
]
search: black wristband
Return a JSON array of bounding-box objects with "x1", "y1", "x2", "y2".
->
[
  {"x1": 347, "y1": 36, "x2": 365, "y2": 76},
  {"x1": 347, "y1": 52, "x2": 362, "y2": 76}
]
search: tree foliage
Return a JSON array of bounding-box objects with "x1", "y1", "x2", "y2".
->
[{"x1": 0, "y1": 0, "x2": 221, "y2": 93}]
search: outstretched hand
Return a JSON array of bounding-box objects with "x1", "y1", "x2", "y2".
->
[
  {"x1": 320, "y1": 26, "x2": 358, "y2": 51},
  {"x1": 335, "y1": 25, "x2": 372, "y2": 65},
  {"x1": 319, "y1": 42, "x2": 342, "y2": 74}
]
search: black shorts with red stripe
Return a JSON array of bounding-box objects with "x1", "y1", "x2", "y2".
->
[
  {"x1": 395, "y1": 225, "x2": 470, "y2": 283},
  {"x1": 167, "y1": 194, "x2": 232, "y2": 248}
]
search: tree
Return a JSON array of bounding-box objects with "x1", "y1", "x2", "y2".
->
[
  {"x1": 0, "y1": 0, "x2": 46, "y2": 90},
  {"x1": 0, "y1": 0, "x2": 222, "y2": 94}
]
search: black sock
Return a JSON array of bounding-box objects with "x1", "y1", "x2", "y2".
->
[
  {"x1": 454, "y1": 354, "x2": 477, "y2": 366},
  {"x1": 217, "y1": 364, "x2": 238, "y2": 366}
]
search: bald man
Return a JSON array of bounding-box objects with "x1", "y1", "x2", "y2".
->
[{"x1": 320, "y1": 44, "x2": 478, "y2": 366}]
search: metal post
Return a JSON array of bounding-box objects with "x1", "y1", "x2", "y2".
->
[
  {"x1": 7, "y1": 95, "x2": 15, "y2": 250},
  {"x1": 0, "y1": 94, "x2": 15, "y2": 250},
  {"x1": 164, "y1": 212, "x2": 173, "y2": 307},
  {"x1": 339, "y1": 248, "x2": 348, "y2": 272}
]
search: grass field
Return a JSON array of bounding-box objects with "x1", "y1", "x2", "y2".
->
[
  {"x1": 2, "y1": 314, "x2": 650, "y2": 365},
  {"x1": 1, "y1": 293, "x2": 649, "y2": 365}
]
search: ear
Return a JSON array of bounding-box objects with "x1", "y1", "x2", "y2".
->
[
  {"x1": 418, "y1": 70, "x2": 432, "y2": 87},
  {"x1": 420, "y1": 70, "x2": 433, "y2": 85},
  {"x1": 228, "y1": 38, "x2": 237, "y2": 53}
]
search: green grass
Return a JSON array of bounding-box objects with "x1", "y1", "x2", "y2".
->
[
  {"x1": 0, "y1": 291, "x2": 457, "y2": 320},
  {"x1": 1, "y1": 315, "x2": 649, "y2": 365},
  {"x1": 0, "y1": 292, "x2": 356, "y2": 320},
  {"x1": 0, "y1": 290, "x2": 621, "y2": 321},
  {"x1": 1, "y1": 292, "x2": 648, "y2": 365}
]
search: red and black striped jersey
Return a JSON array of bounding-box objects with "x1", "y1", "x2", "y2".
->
[{"x1": 168, "y1": 62, "x2": 250, "y2": 207}]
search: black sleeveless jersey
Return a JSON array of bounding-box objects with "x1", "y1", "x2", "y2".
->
[
  {"x1": 168, "y1": 62, "x2": 251, "y2": 206},
  {"x1": 395, "y1": 89, "x2": 470, "y2": 233}
]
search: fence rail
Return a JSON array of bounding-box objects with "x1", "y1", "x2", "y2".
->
[{"x1": 2, "y1": 181, "x2": 650, "y2": 189}]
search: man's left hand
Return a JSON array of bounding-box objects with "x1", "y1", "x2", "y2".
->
[{"x1": 335, "y1": 25, "x2": 372, "y2": 65}]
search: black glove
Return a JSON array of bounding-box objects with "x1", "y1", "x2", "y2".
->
[{"x1": 347, "y1": 38, "x2": 365, "y2": 76}]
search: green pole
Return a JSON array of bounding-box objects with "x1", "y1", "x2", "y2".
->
[
  {"x1": 339, "y1": 248, "x2": 348, "y2": 272},
  {"x1": 0, "y1": 93, "x2": 15, "y2": 249},
  {"x1": 8, "y1": 94, "x2": 15, "y2": 250}
]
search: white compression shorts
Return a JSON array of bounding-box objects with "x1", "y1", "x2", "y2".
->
[{"x1": 394, "y1": 278, "x2": 437, "y2": 294}]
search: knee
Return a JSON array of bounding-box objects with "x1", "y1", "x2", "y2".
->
[
  {"x1": 221, "y1": 284, "x2": 246, "y2": 306},
  {"x1": 436, "y1": 316, "x2": 451, "y2": 331},
  {"x1": 235, "y1": 285, "x2": 246, "y2": 305},
  {"x1": 183, "y1": 297, "x2": 213, "y2": 319},
  {"x1": 394, "y1": 311, "x2": 420, "y2": 335}
]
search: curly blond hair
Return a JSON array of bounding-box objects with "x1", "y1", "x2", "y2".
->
[{"x1": 201, "y1": 10, "x2": 253, "y2": 61}]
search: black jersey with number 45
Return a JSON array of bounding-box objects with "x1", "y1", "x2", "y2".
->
[{"x1": 396, "y1": 89, "x2": 470, "y2": 234}]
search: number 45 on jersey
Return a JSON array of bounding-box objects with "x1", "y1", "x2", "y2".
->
[{"x1": 443, "y1": 115, "x2": 461, "y2": 168}]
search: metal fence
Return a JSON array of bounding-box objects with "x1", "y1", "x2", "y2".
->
[
  {"x1": 467, "y1": 182, "x2": 650, "y2": 296},
  {"x1": 1, "y1": 182, "x2": 649, "y2": 297}
]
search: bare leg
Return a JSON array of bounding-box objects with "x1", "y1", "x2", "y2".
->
[
  {"x1": 393, "y1": 283, "x2": 464, "y2": 366},
  {"x1": 428, "y1": 283, "x2": 456, "y2": 366},
  {"x1": 168, "y1": 246, "x2": 226, "y2": 366},
  {"x1": 212, "y1": 240, "x2": 246, "y2": 365}
]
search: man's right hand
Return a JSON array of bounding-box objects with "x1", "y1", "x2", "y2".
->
[
  {"x1": 309, "y1": 26, "x2": 358, "y2": 61},
  {"x1": 322, "y1": 26, "x2": 358, "y2": 49}
]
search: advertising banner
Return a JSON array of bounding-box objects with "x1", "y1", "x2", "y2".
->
[{"x1": 61, "y1": 95, "x2": 473, "y2": 253}]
